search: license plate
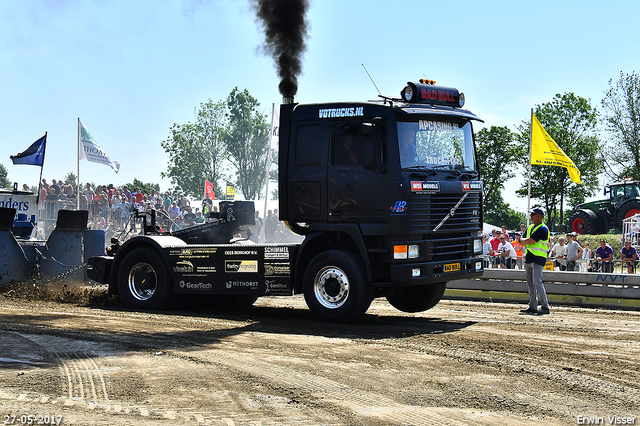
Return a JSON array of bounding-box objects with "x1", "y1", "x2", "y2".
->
[{"x1": 444, "y1": 263, "x2": 461, "y2": 272}]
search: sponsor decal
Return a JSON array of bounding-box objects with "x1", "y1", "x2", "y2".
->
[
  {"x1": 174, "y1": 248, "x2": 218, "y2": 259},
  {"x1": 224, "y1": 250, "x2": 258, "y2": 256},
  {"x1": 462, "y1": 181, "x2": 482, "y2": 192},
  {"x1": 264, "y1": 263, "x2": 291, "y2": 276},
  {"x1": 196, "y1": 266, "x2": 217, "y2": 273},
  {"x1": 410, "y1": 181, "x2": 440, "y2": 193},
  {"x1": 173, "y1": 261, "x2": 194, "y2": 273},
  {"x1": 225, "y1": 260, "x2": 258, "y2": 273},
  {"x1": 264, "y1": 246, "x2": 290, "y2": 260},
  {"x1": 418, "y1": 120, "x2": 459, "y2": 131},
  {"x1": 179, "y1": 280, "x2": 213, "y2": 290},
  {"x1": 225, "y1": 281, "x2": 259, "y2": 289},
  {"x1": 390, "y1": 201, "x2": 407, "y2": 213},
  {"x1": 318, "y1": 107, "x2": 364, "y2": 118},
  {"x1": 264, "y1": 279, "x2": 289, "y2": 294}
]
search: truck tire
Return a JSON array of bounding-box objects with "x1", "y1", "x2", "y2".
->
[
  {"x1": 617, "y1": 200, "x2": 640, "y2": 229},
  {"x1": 385, "y1": 283, "x2": 447, "y2": 313},
  {"x1": 303, "y1": 250, "x2": 373, "y2": 323},
  {"x1": 117, "y1": 247, "x2": 174, "y2": 310},
  {"x1": 569, "y1": 210, "x2": 599, "y2": 235}
]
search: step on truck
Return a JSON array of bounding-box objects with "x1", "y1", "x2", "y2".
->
[{"x1": 88, "y1": 79, "x2": 485, "y2": 322}]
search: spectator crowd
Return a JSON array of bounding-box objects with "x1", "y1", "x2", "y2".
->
[
  {"x1": 34, "y1": 179, "x2": 301, "y2": 244},
  {"x1": 482, "y1": 224, "x2": 638, "y2": 274}
]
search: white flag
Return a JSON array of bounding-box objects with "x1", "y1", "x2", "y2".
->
[
  {"x1": 78, "y1": 120, "x2": 121, "y2": 173},
  {"x1": 269, "y1": 103, "x2": 279, "y2": 150}
]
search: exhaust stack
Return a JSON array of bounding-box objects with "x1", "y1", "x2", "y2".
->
[{"x1": 282, "y1": 96, "x2": 294, "y2": 105}]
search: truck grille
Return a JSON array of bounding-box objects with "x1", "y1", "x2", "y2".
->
[
  {"x1": 428, "y1": 236, "x2": 471, "y2": 262},
  {"x1": 408, "y1": 192, "x2": 482, "y2": 234}
]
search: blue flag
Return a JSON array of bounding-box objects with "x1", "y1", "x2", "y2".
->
[{"x1": 11, "y1": 134, "x2": 46, "y2": 166}]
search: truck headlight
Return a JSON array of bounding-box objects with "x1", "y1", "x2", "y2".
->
[
  {"x1": 473, "y1": 238, "x2": 482, "y2": 254},
  {"x1": 394, "y1": 244, "x2": 420, "y2": 259}
]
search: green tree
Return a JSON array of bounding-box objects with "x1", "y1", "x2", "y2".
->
[
  {"x1": 515, "y1": 93, "x2": 602, "y2": 229},
  {"x1": 0, "y1": 163, "x2": 10, "y2": 188},
  {"x1": 601, "y1": 71, "x2": 640, "y2": 179},
  {"x1": 483, "y1": 190, "x2": 526, "y2": 230},
  {"x1": 161, "y1": 100, "x2": 229, "y2": 199},
  {"x1": 126, "y1": 178, "x2": 160, "y2": 197},
  {"x1": 224, "y1": 88, "x2": 270, "y2": 200},
  {"x1": 475, "y1": 126, "x2": 523, "y2": 222}
]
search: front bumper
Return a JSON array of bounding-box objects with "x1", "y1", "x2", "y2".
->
[
  {"x1": 87, "y1": 255, "x2": 114, "y2": 285},
  {"x1": 388, "y1": 256, "x2": 483, "y2": 287}
]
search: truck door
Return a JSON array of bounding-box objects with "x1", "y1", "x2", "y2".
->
[
  {"x1": 328, "y1": 121, "x2": 387, "y2": 223},
  {"x1": 287, "y1": 123, "x2": 329, "y2": 222}
]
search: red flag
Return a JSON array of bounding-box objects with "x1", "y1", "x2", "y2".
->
[{"x1": 204, "y1": 180, "x2": 215, "y2": 200}]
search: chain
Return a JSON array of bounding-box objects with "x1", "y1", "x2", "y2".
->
[
  {"x1": 45, "y1": 262, "x2": 89, "y2": 282},
  {"x1": 32, "y1": 244, "x2": 89, "y2": 282}
]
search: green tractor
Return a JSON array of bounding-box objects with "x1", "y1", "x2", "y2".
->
[{"x1": 568, "y1": 179, "x2": 640, "y2": 234}]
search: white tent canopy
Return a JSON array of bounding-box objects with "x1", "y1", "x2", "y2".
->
[{"x1": 483, "y1": 222, "x2": 502, "y2": 236}]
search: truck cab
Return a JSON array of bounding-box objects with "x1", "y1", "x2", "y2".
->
[{"x1": 279, "y1": 80, "x2": 484, "y2": 320}]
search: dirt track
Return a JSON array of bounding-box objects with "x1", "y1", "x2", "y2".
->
[{"x1": 0, "y1": 283, "x2": 639, "y2": 425}]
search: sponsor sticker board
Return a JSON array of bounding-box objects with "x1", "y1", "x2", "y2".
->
[{"x1": 167, "y1": 245, "x2": 296, "y2": 296}]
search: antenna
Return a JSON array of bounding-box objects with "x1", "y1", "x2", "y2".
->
[{"x1": 362, "y1": 64, "x2": 382, "y2": 96}]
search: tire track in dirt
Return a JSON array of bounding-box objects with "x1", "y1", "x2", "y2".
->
[
  {"x1": 167, "y1": 348, "x2": 553, "y2": 426},
  {"x1": 373, "y1": 337, "x2": 640, "y2": 406},
  {"x1": 15, "y1": 333, "x2": 111, "y2": 403}
]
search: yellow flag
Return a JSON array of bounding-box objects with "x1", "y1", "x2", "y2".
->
[{"x1": 530, "y1": 113, "x2": 581, "y2": 184}]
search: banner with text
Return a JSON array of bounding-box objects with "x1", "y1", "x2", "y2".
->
[{"x1": 78, "y1": 120, "x2": 121, "y2": 173}]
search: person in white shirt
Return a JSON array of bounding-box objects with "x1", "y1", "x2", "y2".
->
[
  {"x1": 581, "y1": 242, "x2": 592, "y2": 271},
  {"x1": 482, "y1": 234, "x2": 492, "y2": 268},
  {"x1": 551, "y1": 236, "x2": 568, "y2": 271},
  {"x1": 168, "y1": 201, "x2": 180, "y2": 220},
  {"x1": 498, "y1": 236, "x2": 517, "y2": 269}
]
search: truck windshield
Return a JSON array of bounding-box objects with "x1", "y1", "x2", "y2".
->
[{"x1": 397, "y1": 120, "x2": 476, "y2": 171}]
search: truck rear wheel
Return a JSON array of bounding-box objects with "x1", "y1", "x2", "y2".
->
[
  {"x1": 570, "y1": 210, "x2": 599, "y2": 235},
  {"x1": 385, "y1": 283, "x2": 446, "y2": 313},
  {"x1": 118, "y1": 247, "x2": 174, "y2": 310},
  {"x1": 303, "y1": 250, "x2": 373, "y2": 323}
]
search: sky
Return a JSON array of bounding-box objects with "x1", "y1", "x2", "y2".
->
[{"x1": 1, "y1": 0, "x2": 638, "y2": 213}]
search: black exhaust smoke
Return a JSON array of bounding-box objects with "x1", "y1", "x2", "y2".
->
[{"x1": 252, "y1": 0, "x2": 309, "y2": 98}]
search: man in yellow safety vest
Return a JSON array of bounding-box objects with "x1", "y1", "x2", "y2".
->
[{"x1": 519, "y1": 207, "x2": 551, "y2": 315}]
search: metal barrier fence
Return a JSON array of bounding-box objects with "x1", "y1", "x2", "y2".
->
[{"x1": 446, "y1": 268, "x2": 640, "y2": 310}]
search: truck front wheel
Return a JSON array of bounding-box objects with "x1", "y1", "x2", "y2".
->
[
  {"x1": 303, "y1": 250, "x2": 373, "y2": 323},
  {"x1": 117, "y1": 247, "x2": 174, "y2": 310},
  {"x1": 385, "y1": 283, "x2": 447, "y2": 313}
]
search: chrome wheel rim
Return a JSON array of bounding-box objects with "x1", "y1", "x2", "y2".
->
[
  {"x1": 127, "y1": 262, "x2": 157, "y2": 301},
  {"x1": 314, "y1": 266, "x2": 349, "y2": 309}
]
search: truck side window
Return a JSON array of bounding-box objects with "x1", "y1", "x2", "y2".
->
[
  {"x1": 332, "y1": 123, "x2": 364, "y2": 166},
  {"x1": 295, "y1": 124, "x2": 324, "y2": 166}
]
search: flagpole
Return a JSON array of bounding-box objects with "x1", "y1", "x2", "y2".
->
[
  {"x1": 527, "y1": 108, "x2": 533, "y2": 227},
  {"x1": 77, "y1": 118, "x2": 80, "y2": 210},
  {"x1": 263, "y1": 103, "x2": 275, "y2": 222},
  {"x1": 36, "y1": 132, "x2": 47, "y2": 205}
]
